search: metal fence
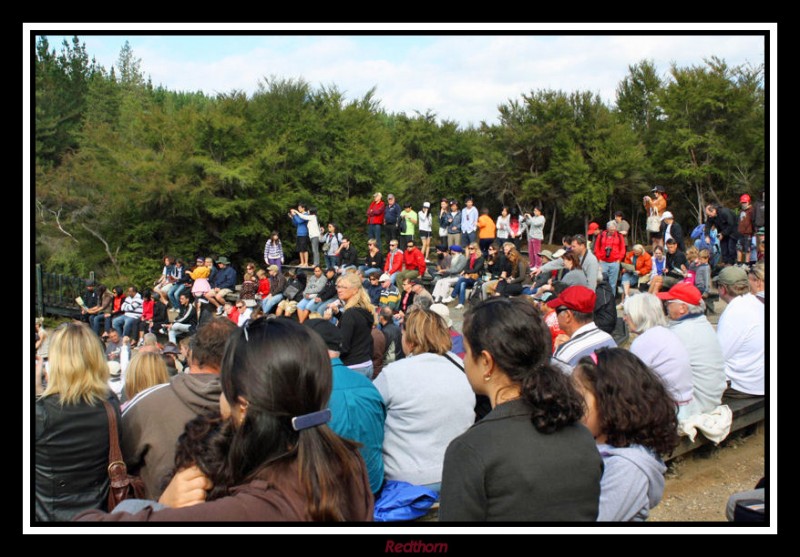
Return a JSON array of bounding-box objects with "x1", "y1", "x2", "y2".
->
[{"x1": 35, "y1": 264, "x2": 94, "y2": 318}]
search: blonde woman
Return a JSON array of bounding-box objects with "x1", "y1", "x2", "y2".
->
[
  {"x1": 35, "y1": 323, "x2": 120, "y2": 521},
  {"x1": 122, "y1": 351, "x2": 170, "y2": 411},
  {"x1": 373, "y1": 308, "x2": 475, "y2": 490},
  {"x1": 324, "y1": 272, "x2": 375, "y2": 378}
]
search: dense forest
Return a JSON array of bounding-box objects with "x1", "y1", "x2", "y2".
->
[{"x1": 34, "y1": 37, "x2": 765, "y2": 287}]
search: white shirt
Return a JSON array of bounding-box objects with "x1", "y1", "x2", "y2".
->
[
  {"x1": 716, "y1": 294, "x2": 765, "y2": 395},
  {"x1": 496, "y1": 214, "x2": 511, "y2": 239},
  {"x1": 461, "y1": 206, "x2": 478, "y2": 234},
  {"x1": 418, "y1": 210, "x2": 433, "y2": 232}
]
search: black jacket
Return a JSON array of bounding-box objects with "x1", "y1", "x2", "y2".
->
[
  {"x1": 381, "y1": 321, "x2": 404, "y2": 364},
  {"x1": 705, "y1": 206, "x2": 739, "y2": 238},
  {"x1": 660, "y1": 221, "x2": 684, "y2": 250},
  {"x1": 339, "y1": 246, "x2": 359, "y2": 267},
  {"x1": 593, "y1": 281, "x2": 617, "y2": 335},
  {"x1": 35, "y1": 392, "x2": 120, "y2": 521},
  {"x1": 338, "y1": 307, "x2": 374, "y2": 367},
  {"x1": 364, "y1": 250, "x2": 384, "y2": 270},
  {"x1": 317, "y1": 277, "x2": 338, "y2": 302}
]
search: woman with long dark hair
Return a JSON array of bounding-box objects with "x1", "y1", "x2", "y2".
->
[
  {"x1": 439, "y1": 298, "x2": 602, "y2": 521},
  {"x1": 77, "y1": 318, "x2": 373, "y2": 522}
]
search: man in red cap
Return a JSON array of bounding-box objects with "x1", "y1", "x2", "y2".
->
[
  {"x1": 547, "y1": 285, "x2": 616, "y2": 370},
  {"x1": 737, "y1": 194, "x2": 754, "y2": 265},
  {"x1": 657, "y1": 282, "x2": 726, "y2": 415}
]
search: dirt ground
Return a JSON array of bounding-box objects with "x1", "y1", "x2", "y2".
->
[{"x1": 649, "y1": 427, "x2": 765, "y2": 522}]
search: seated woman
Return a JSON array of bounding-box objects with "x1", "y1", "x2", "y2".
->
[
  {"x1": 622, "y1": 294, "x2": 694, "y2": 419},
  {"x1": 373, "y1": 308, "x2": 478, "y2": 491},
  {"x1": 573, "y1": 348, "x2": 679, "y2": 521},
  {"x1": 439, "y1": 298, "x2": 603, "y2": 521},
  {"x1": 449, "y1": 242, "x2": 484, "y2": 310},
  {"x1": 295, "y1": 266, "x2": 327, "y2": 324},
  {"x1": 76, "y1": 318, "x2": 373, "y2": 521},
  {"x1": 35, "y1": 323, "x2": 121, "y2": 521},
  {"x1": 494, "y1": 242, "x2": 527, "y2": 297},
  {"x1": 121, "y1": 351, "x2": 170, "y2": 411},
  {"x1": 647, "y1": 246, "x2": 667, "y2": 294},
  {"x1": 559, "y1": 251, "x2": 589, "y2": 287},
  {"x1": 620, "y1": 244, "x2": 652, "y2": 304}
]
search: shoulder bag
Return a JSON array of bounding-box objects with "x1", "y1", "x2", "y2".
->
[
  {"x1": 103, "y1": 400, "x2": 147, "y2": 511},
  {"x1": 646, "y1": 207, "x2": 661, "y2": 233}
]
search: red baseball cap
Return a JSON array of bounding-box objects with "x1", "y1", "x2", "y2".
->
[
  {"x1": 546, "y1": 285, "x2": 596, "y2": 314},
  {"x1": 587, "y1": 222, "x2": 600, "y2": 234},
  {"x1": 656, "y1": 283, "x2": 702, "y2": 306},
  {"x1": 740, "y1": 194, "x2": 751, "y2": 203}
]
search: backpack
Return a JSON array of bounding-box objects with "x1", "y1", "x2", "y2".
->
[
  {"x1": 397, "y1": 216, "x2": 408, "y2": 234},
  {"x1": 753, "y1": 199, "x2": 765, "y2": 228},
  {"x1": 593, "y1": 281, "x2": 617, "y2": 335}
]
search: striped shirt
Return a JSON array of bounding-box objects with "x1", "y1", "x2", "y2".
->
[
  {"x1": 264, "y1": 240, "x2": 284, "y2": 262},
  {"x1": 552, "y1": 322, "x2": 616, "y2": 371}
]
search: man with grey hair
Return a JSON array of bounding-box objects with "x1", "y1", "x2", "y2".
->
[
  {"x1": 713, "y1": 267, "x2": 765, "y2": 398},
  {"x1": 594, "y1": 220, "x2": 626, "y2": 294},
  {"x1": 657, "y1": 283, "x2": 726, "y2": 416},
  {"x1": 533, "y1": 236, "x2": 599, "y2": 290},
  {"x1": 378, "y1": 305, "x2": 403, "y2": 365}
]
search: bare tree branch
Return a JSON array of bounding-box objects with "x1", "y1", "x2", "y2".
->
[
  {"x1": 47, "y1": 207, "x2": 79, "y2": 243},
  {"x1": 80, "y1": 223, "x2": 122, "y2": 276}
]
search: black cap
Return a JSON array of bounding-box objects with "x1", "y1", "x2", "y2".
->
[{"x1": 305, "y1": 319, "x2": 342, "y2": 352}]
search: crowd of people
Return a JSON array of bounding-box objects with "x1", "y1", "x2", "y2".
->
[{"x1": 32, "y1": 186, "x2": 766, "y2": 524}]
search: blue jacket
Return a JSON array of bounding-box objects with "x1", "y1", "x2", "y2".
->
[
  {"x1": 292, "y1": 213, "x2": 309, "y2": 236},
  {"x1": 384, "y1": 203, "x2": 401, "y2": 226},
  {"x1": 328, "y1": 358, "x2": 387, "y2": 494},
  {"x1": 213, "y1": 266, "x2": 237, "y2": 290}
]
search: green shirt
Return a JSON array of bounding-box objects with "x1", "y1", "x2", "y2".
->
[{"x1": 400, "y1": 209, "x2": 418, "y2": 237}]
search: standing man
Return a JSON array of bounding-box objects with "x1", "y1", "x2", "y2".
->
[
  {"x1": 204, "y1": 256, "x2": 237, "y2": 315},
  {"x1": 593, "y1": 221, "x2": 626, "y2": 295},
  {"x1": 383, "y1": 194, "x2": 402, "y2": 251},
  {"x1": 737, "y1": 194, "x2": 755, "y2": 265},
  {"x1": 713, "y1": 267, "x2": 764, "y2": 398},
  {"x1": 613, "y1": 211, "x2": 630, "y2": 239},
  {"x1": 704, "y1": 203, "x2": 739, "y2": 266},
  {"x1": 367, "y1": 192, "x2": 385, "y2": 248},
  {"x1": 460, "y1": 197, "x2": 479, "y2": 247},
  {"x1": 446, "y1": 200, "x2": 463, "y2": 247}
]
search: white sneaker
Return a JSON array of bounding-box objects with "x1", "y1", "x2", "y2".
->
[
  {"x1": 454, "y1": 304, "x2": 464, "y2": 310},
  {"x1": 442, "y1": 296, "x2": 454, "y2": 304},
  {"x1": 216, "y1": 306, "x2": 224, "y2": 316}
]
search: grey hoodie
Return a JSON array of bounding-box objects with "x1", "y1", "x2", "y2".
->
[{"x1": 596, "y1": 443, "x2": 666, "y2": 522}]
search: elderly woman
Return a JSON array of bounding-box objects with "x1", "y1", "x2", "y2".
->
[
  {"x1": 623, "y1": 294, "x2": 694, "y2": 420},
  {"x1": 373, "y1": 308, "x2": 475, "y2": 490},
  {"x1": 620, "y1": 244, "x2": 653, "y2": 305},
  {"x1": 35, "y1": 323, "x2": 121, "y2": 521},
  {"x1": 439, "y1": 298, "x2": 602, "y2": 521}
]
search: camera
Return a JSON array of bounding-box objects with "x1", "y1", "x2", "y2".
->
[{"x1": 605, "y1": 246, "x2": 612, "y2": 258}]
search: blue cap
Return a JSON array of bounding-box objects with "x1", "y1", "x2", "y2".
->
[{"x1": 449, "y1": 245, "x2": 463, "y2": 253}]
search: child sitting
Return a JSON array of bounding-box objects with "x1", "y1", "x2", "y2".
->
[{"x1": 694, "y1": 249, "x2": 711, "y2": 296}]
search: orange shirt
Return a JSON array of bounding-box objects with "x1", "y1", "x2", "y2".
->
[{"x1": 477, "y1": 214, "x2": 497, "y2": 239}]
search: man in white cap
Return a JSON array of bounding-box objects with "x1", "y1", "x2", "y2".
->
[
  {"x1": 659, "y1": 211, "x2": 684, "y2": 251},
  {"x1": 714, "y1": 266, "x2": 764, "y2": 398}
]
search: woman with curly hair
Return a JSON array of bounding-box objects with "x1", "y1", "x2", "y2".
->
[
  {"x1": 439, "y1": 297, "x2": 603, "y2": 521},
  {"x1": 573, "y1": 348, "x2": 680, "y2": 522}
]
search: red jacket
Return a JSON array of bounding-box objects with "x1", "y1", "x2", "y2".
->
[
  {"x1": 384, "y1": 249, "x2": 405, "y2": 275},
  {"x1": 257, "y1": 277, "x2": 270, "y2": 297},
  {"x1": 403, "y1": 248, "x2": 426, "y2": 275},
  {"x1": 594, "y1": 231, "x2": 626, "y2": 263},
  {"x1": 367, "y1": 201, "x2": 385, "y2": 225}
]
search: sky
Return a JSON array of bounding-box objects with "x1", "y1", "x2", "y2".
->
[{"x1": 36, "y1": 29, "x2": 767, "y2": 128}]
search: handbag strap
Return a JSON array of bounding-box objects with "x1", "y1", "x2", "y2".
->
[{"x1": 102, "y1": 400, "x2": 124, "y2": 466}]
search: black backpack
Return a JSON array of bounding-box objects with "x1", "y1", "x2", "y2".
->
[
  {"x1": 593, "y1": 281, "x2": 617, "y2": 335},
  {"x1": 753, "y1": 199, "x2": 765, "y2": 228}
]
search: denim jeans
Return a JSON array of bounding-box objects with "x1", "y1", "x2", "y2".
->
[
  {"x1": 113, "y1": 315, "x2": 140, "y2": 338},
  {"x1": 169, "y1": 322, "x2": 192, "y2": 344},
  {"x1": 262, "y1": 294, "x2": 284, "y2": 314},
  {"x1": 368, "y1": 224, "x2": 382, "y2": 247},
  {"x1": 600, "y1": 261, "x2": 621, "y2": 293},
  {"x1": 325, "y1": 255, "x2": 339, "y2": 270},
  {"x1": 168, "y1": 284, "x2": 185, "y2": 309},
  {"x1": 452, "y1": 277, "x2": 477, "y2": 305}
]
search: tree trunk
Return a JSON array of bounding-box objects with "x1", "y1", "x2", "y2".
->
[{"x1": 548, "y1": 205, "x2": 557, "y2": 245}]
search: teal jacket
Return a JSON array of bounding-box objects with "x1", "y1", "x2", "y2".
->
[{"x1": 328, "y1": 358, "x2": 387, "y2": 494}]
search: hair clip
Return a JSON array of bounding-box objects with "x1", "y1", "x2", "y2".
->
[{"x1": 291, "y1": 409, "x2": 332, "y2": 431}]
